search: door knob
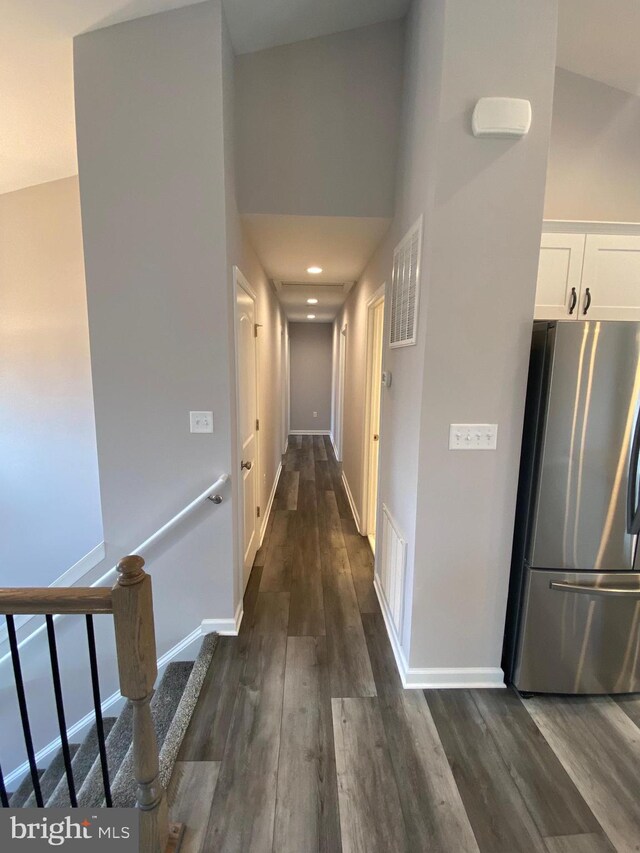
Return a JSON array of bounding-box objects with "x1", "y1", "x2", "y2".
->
[
  {"x1": 373, "y1": 435, "x2": 379, "y2": 441},
  {"x1": 241, "y1": 460, "x2": 253, "y2": 471}
]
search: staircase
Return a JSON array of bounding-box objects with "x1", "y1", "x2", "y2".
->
[{"x1": 7, "y1": 633, "x2": 217, "y2": 810}]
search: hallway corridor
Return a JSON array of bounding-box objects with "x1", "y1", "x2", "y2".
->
[{"x1": 170, "y1": 435, "x2": 640, "y2": 853}]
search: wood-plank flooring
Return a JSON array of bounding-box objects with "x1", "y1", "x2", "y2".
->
[{"x1": 174, "y1": 434, "x2": 640, "y2": 853}]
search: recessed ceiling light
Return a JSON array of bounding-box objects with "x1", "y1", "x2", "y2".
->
[
  {"x1": 307, "y1": 266, "x2": 322, "y2": 274},
  {"x1": 306, "y1": 298, "x2": 318, "y2": 304},
  {"x1": 307, "y1": 314, "x2": 316, "y2": 319}
]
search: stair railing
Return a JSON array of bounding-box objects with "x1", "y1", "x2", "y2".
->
[{"x1": 0, "y1": 558, "x2": 180, "y2": 852}]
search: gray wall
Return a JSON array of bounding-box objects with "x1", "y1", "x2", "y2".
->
[
  {"x1": 235, "y1": 20, "x2": 405, "y2": 217},
  {"x1": 0, "y1": 177, "x2": 103, "y2": 587},
  {"x1": 289, "y1": 323, "x2": 333, "y2": 431},
  {"x1": 338, "y1": 0, "x2": 558, "y2": 676},
  {"x1": 545, "y1": 67, "x2": 640, "y2": 222}
]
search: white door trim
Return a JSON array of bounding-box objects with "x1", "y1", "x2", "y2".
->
[
  {"x1": 334, "y1": 322, "x2": 347, "y2": 461},
  {"x1": 233, "y1": 266, "x2": 260, "y2": 595},
  {"x1": 361, "y1": 284, "x2": 385, "y2": 543}
]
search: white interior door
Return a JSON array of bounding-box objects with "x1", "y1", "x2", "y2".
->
[
  {"x1": 235, "y1": 269, "x2": 259, "y2": 589},
  {"x1": 366, "y1": 298, "x2": 385, "y2": 553}
]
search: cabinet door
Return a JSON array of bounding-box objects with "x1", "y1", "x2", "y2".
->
[
  {"x1": 534, "y1": 233, "x2": 585, "y2": 320},
  {"x1": 581, "y1": 235, "x2": 640, "y2": 321}
]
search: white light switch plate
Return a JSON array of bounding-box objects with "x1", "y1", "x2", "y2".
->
[
  {"x1": 449, "y1": 424, "x2": 498, "y2": 450},
  {"x1": 190, "y1": 411, "x2": 213, "y2": 433}
]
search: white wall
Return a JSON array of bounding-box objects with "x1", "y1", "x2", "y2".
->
[
  {"x1": 545, "y1": 67, "x2": 640, "y2": 222},
  {"x1": 0, "y1": 177, "x2": 103, "y2": 588},
  {"x1": 289, "y1": 323, "x2": 333, "y2": 431},
  {"x1": 338, "y1": 0, "x2": 558, "y2": 680},
  {"x1": 2, "y1": 0, "x2": 287, "y2": 782},
  {"x1": 235, "y1": 20, "x2": 405, "y2": 218}
]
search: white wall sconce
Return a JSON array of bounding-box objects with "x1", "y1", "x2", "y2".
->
[{"x1": 472, "y1": 97, "x2": 531, "y2": 138}]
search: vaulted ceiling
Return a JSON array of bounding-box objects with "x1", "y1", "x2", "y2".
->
[{"x1": 1, "y1": 0, "x2": 639, "y2": 194}]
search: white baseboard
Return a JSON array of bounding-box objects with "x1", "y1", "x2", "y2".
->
[
  {"x1": 288, "y1": 429, "x2": 331, "y2": 435},
  {"x1": 261, "y1": 461, "x2": 282, "y2": 543},
  {"x1": 201, "y1": 598, "x2": 243, "y2": 637},
  {"x1": 403, "y1": 667, "x2": 505, "y2": 689},
  {"x1": 373, "y1": 575, "x2": 505, "y2": 690},
  {"x1": 5, "y1": 624, "x2": 204, "y2": 787},
  {"x1": 341, "y1": 471, "x2": 361, "y2": 532}
]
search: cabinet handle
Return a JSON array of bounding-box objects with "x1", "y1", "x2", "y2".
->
[
  {"x1": 583, "y1": 287, "x2": 592, "y2": 315},
  {"x1": 568, "y1": 287, "x2": 577, "y2": 315}
]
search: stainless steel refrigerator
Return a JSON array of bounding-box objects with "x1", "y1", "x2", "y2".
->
[{"x1": 504, "y1": 320, "x2": 640, "y2": 694}]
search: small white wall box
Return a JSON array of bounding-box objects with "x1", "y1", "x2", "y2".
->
[{"x1": 472, "y1": 97, "x2": 532, "y2": 138}]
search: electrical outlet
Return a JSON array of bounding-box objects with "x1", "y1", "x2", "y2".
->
[
  {"x1": 190, "y1": 411, "x2": 213, "y2": 433},
  {"x1": 313, "y1": 411, "x2": 318, "y2": 418},
  {"x1": 449, "y1": 424, "x2": 498, "y2": 450}
]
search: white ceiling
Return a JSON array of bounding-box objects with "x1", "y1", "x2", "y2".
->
[
  {"x1": 556, "y1": 0, "x2": 640, "y2": 96},
  {"x1": 1, "y1": 0, "x2": 639, "y2": 193},
  {"x1": 243, "y1": 215, "x2": 391, "y2": 320}
]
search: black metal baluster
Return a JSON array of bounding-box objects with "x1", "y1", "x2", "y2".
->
[
  {"x1": 6, "y1": 615, "x2": 43, "y2": 807},
  {"x1": 0, "y1": 761, "x2": 9, "y2": 808},
  {"x1": 85, "y1": 615, "x2": 112, "y2": 806},
  {"x1": 45, "y1": 616, "x2": 77, "y2": 807}
]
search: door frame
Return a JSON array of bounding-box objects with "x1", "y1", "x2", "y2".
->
[
  {"x1": 233, "y1": 265, "x2": 261, "y2": 594},
  {"x1": 333, "y1": 322, "x2": 347, "y2": 461},
  {"x1": 361, "y1": 284, "x2": 386, "y2": 546}
]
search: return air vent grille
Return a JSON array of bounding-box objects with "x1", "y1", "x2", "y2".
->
[
  {"x1": 390, "y1": 217, "x2": 422, "y2": 347},
  {"x1": 279, "y1": 282, "x2": 346, "y2": 289}
]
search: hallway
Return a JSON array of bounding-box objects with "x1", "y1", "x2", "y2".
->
[{"x1": 170, "y1": 435, "x2": 640, "y2": 853}]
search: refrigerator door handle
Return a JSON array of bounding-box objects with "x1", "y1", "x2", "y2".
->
[
  {"x1": 627, "y1": 405, "x2": 640, "y2": 535},
  {"x1": 550, "y1": 581, "x2": 640, "y2": 598}
]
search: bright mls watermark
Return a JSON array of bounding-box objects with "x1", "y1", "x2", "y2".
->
[{"x1": 0, "y1": 809, "x2": 139, "y2": 850}]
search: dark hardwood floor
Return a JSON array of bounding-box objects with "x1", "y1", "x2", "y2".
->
[{"x1": 170, "y1": 434, "x2": 640, "y2": 853}]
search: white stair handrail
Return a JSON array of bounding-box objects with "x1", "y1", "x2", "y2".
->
[
  {"x1": 91, "y1": 473, "x2": 230, "y2": 587},
  {"x1": 0, "y1": 474, "x2": 230, "y2": 660}
]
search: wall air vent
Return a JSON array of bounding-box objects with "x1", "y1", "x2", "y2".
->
[{"x1": 390, "y1": 216, "x2": 422, "y2": 348}]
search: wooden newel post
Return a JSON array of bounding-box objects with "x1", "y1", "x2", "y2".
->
[{"x1": 112, "y1": 556, "x2": 168, "y2": 853}]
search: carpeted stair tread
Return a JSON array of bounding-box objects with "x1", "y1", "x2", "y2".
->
[
  {"x1": 158, "y1": 633, "x2": 218, "y2": 789},
  {"x1": 110, "y1": 660, "x2": 195, "y2": 807},
  {"x1": 10, "y1": 769, "x2": 45, "y2": 808},
  {"x1": 48, "y1": 717, "x2": 117, "y2": 807},
  {"x1": 76, "y1": 703, "x2": 134, "y2": 808},
  {"x1": 24, "y1": 743, "x2": 80, "y2": 808}
]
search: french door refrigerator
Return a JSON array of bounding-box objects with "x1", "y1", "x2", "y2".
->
[{"x1": 504, "y1": 320, "x2": 640, "y2": 694}]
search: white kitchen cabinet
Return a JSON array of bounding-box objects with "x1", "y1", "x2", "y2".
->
[
  {"x1": 534, "y1": 233, "x2": 586, "y2": 320},
  {"x1": 580, "y1": 235, "x2": 640, "y2": 321},
  {"x1": 535, "y1": 228, "x2": 640, "y2": 321}
]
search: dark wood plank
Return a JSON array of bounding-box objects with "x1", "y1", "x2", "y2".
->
[
  {"x1": 321, "y1": 491, "x2": 346, "y2": 551},
  {"x1": 341, "y1": 517, "x2": 378, "y2": 613},
  {"x1": 275, "y1": 470, "x2": 299, "y2": 510},
  {"x1": 322, "y1": 547, "x2": 376, "y2": 698},
  {"x1": 315, "y1": 460, "x2": 332, "y2": 491},
  {"x1": 274, "y1": 637, "x2": 342, "y2": 853},
  {"x1": 332, "y1": 697, "x2": 408, "y2": 853},
  {"x1": 169, "y1": 761, "x2": 221, "y2": 853},
  {"x1": 288, "y1": 481, "x2": 325, "y2": 636},
  {"x1": 526, "y1": 695, "x2": 640, "y2": 853},
  {"x1": 179, "y1": 567, "x2": 264, "y2": 762},
  {"x1": 260, "y1": 510, "x2": 293, "y2": 592},
  {"x1": 471, "y1": 689, "x2": 601, "y2": 838},
  {"x1": 314, "y1": 434, "x2": 328, "y2": 460},
  {"x1": 612, "y1": 693, "x2": 640, "y2": 728},
  {"x1": 362, "y1": 613, "x2": 479, "y2": 851},
  {"x1": 253, "y1": 509, "x2": 275, "y2": 568},
  {"x1": 427, "y1": 690, "x2": 548, "y2": 853},
  {"x1": 203, "y1": 592, "x2": 289, "y2": 852},
  {"x1": 299, "y1": 436, "x2": 316, "y2": 481},
  {"x1": 178, "y1": 637, "x2": 247, "y2": 762},
  {"x1": 544, "y1": 834, "x2": 616, "y2": 853}
]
